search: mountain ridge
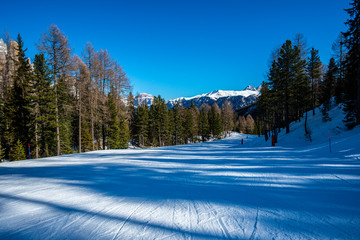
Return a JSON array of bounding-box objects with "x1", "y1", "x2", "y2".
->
[{"x1": 135, "y1": 85, "x2": 261, "y2": 110}]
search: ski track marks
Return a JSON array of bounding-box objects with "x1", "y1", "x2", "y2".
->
[{"x1": 1, "y1": 129, "x2": 360, "y2": 239}]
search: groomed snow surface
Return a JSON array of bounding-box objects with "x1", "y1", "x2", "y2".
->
[{"x1": 1, "y1": 105, "x2": 360, "y2": 239}]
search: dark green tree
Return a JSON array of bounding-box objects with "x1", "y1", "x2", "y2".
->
[
  {"x1": 5, "y1": 34, "x2": 33, "y2": 159},
  {"x1": 9, "y1": 139, "x2": 26, "y2": 161},
  {"x1": 342, "y1": 0, "x2": 360, "y2": 127},
  {"x1": 173, "y1": 104, "x2": 184, "y2": 145},
  {"x1": 321, "y1": 58, "x2": 338, "y2": 122},
  {"x1": 119, "y1": 114, "x2": 130, "y2": 149},
  {"x1": 149, "y1": 96, "x2": 169, "y2": 147},
  {"x1": 183, "y1": 109, "x2": 194, "y2": 143},
  {"x1": 198, "y1": 106, "x2": 210, "y2": 141},
  {"x1": 307, "y1": 48, "x2": 323, "y2": 115},
  {"x1": 106, "y1": 93, "x2": 121, "y2": 149},
  {"x1": 209, "y1": 103, "x2": 222, "y2": 139},
  {"x1": 135, "y1": 103, "x2": 149, "y2": 147},
  {"x1": 32, "y1": 53, "x2": 57, "y2": 157}
]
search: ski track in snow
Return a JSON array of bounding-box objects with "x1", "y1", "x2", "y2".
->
[{"x1": 0, "y1": 106, "x2": 360, "y2": 239}]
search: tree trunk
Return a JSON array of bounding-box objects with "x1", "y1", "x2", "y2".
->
[
  {"x1": 79, "y1": 91, "x2": 82, "y2": 153},
  {"x1": 35, "y1": 121, "x2": 39, "y2": 159},
  {"x1": 357, "y1": 61, "x2": 360, "y2": 122},
  {"x1": 91, "y1": 105, "x2": 94, "y2": 151},
  {"x1": 55, "y1": 84, "x2": 60, "y2": 155}
]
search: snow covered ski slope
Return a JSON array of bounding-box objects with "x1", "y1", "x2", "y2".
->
[{"x1": 0, "y1": 109, "x2": 360, "y2": 239}]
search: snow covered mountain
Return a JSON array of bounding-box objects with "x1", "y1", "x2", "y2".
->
[
  {"x1": 134, "y1": 85, "x2": 261, "y2": 110},
  {"x1": 134, "y1": 93, "x2": 154, "y2": 107},
  {"x1": 166, "y1": 85, "x2": 261, "y2": 110}
]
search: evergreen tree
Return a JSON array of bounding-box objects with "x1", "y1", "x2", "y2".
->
[
  {"x1": 135, "y1": 103, "x2": 149, "y2": 147},
  {"x1": 0, "y1": 93, "x2": 5, "y2": 160},
  {"x1": 276, "y1": 40, "x2": 296, "y2": 133},
  {"x1": 342, "y1": 0, "x2": 360, "y2": 127},
  {"x1": 150, "y1": 96, "x2": 169, "y2": 147},
  {"x1": 33, "y1": 53, "x2": 57, "y2": 157},
  {"x1": 81, "y1": 119, "x2": 93, "y2": 152},
  {"x1": 119, "y1": 114, "x2": 130, "y2": 149},
  {"x1": 106, "y1": 93, "x2": 120, "y2": 149},
  {"x1": 5, "y1": 34, "x2": 33, "y2": 158},
  {"x1": 307, "y1": 48, "x2": 323, "y2": 115},
  {"x1": 263, "y1": 39, "x2": 310, "y2": 136},
  {"x1": 332, "y1": 34, "x2": 346, "y2": 104},
  {"x1": 9, "y1": 139, "x2": 26, "y2": 161},
  {"x1": 58, "y1": 77, "x2": 74, "y2": 154},
  {"x1": 321, "y1": 58, "x2": 338, "y2": 122},
  {"x1": 167, "y1": 109, "x2": 175, "y2": 145},
  {"x1": 183, "y1": 109, "x2": 193, "y2": 143},
  {"x1": 256, "y1": 82, "x2": 273, "y2": 141},
  {"x1": 173, "y1": 104, "x2": 184, "y2": 145},
  {"x1": 198, "y1": 106, "x2": 210, "y2": 141},
  {"x1": 209, "y1": 103, "x2": 222, "y2": 139},
  {"x1": 189, "y1": 102, "x2": 199, "y2": 142},
  {"x1": 127, "y1": 92, "x2": 136, "y2": 146}
]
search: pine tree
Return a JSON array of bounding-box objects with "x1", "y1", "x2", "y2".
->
[
  {"x1": 119, "y1": 114, "x2": 130, "y2": 149},
  {"x1": 256, "y1": 82, "x2": 273, "y2": 141},
  {"x1": 332, "y1": 34, "x2": 346, "y2": 104},
  {"x1": 308, "y1": 48, "x2": 323, "y2": 115},
  {"x1": 209, "y1": 103, "x2": 222, "y2": 139},
  {"x1": 167, "y1": 109, "x2": 175, "y2": 145},
  {"x1": 342, "y1": 0, "x2": 360, "y2": 127},
  {"x1": 5, "y1": 34, "x2": 33, "y2": 158},
  {"x1": 81, "y1": 119, "x2": 93, "y2": 152},
  {"x1": 321, "y1": 58, "x2": 338, "y2": 122},
  {"x1": 149, "y1": 96, "x2": 169, "y2": 147},
  {"x1": 198, "y1": 105, "x2": 210, "y2": 141},
  {"x1": 135, "y1": 103, "x2": 149, "y2": 147},
  {"x1": 9, "y1": 139, "x2": 26, "y2": 161},
  {"x1": 173, "y1": 104, "x2": 184, "y2": 145},
  {"x1": 189, "y1": 102, "x2": 199, "y2": 142},
  {"x1": 0, "y1": 93, "x2": 5, "y2": 160},
  {"x1": 58, "y1": 77, "x2": 74, "y2": 154},
  {"x1": 183, "y1": 109, "x2": 193, "y2": 143},
  {"x1": 127, "y1": 92, "x2": 136, "y2": 146},
  {"x1": 276, "y1": 40, "x2": 296, "y2": 133},
  {"x1": 106, "y1": 93, "x2": 120, "y2": 149},
  {"x1": 33, "y1": 53, "x2": 57, "y2": 157}
]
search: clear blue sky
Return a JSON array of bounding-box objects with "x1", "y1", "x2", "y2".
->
[{"x1": 1, "y1": 0, "x2": 350, "y2": 100}]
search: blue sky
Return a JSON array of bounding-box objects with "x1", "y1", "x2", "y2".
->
[{"x1": 1, "y1": 0, "x2": 350, "y2": 100}]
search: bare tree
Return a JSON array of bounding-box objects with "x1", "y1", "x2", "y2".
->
[
  {"x1": 82, "y1": 42, "x2": 97, "y2": 150},
  {"x1": 221, "y1": 101, "x2": 234, "y2": 136}
]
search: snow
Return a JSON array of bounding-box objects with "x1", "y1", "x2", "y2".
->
[
  {"x1": 0, "y1": 39, "x2": 6, "y2": 54},
  {"x1": 135, "y1": 93, "x2": 154, "y2": 106},
  {"x1": 169, "y1": 88, "x2": 260, "y2": 103},
  {"x1": 0, "y1": 105, "x2": 360, "y2": 239}
]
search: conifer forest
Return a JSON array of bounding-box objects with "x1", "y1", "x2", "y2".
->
[{"x1": 0, "y1": 0, "x2": 359, "y2": 162}]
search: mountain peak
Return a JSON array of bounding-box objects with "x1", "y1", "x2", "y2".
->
[{"x1": 244, "y1": 85, "x2": 257, "y2": 91}]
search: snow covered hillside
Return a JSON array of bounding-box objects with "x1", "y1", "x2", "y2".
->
[{"x1": 0, "y1": 105, "x2": 359, "y2": 239}]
